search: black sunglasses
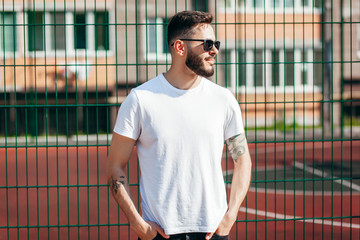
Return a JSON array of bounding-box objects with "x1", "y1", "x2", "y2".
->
[{"x1": 172, "y1": 39, "x2": 221, "y2": 51}]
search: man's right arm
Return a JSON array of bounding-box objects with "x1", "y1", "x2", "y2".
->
[{"x1": 106, "y1": 133, "x2": 168, "y2": 240}]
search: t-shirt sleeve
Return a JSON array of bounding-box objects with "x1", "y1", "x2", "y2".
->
[
  {"x1": 224, "y1": 90, "x2": 245, "y2": 141},
  {"x1": 113, "y1": 90, "x2": 141, "y2": 140}
]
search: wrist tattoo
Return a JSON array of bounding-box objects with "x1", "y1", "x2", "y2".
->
[
  {"x1": 111, "y1": 176, "x2": 126, "y2": 194},
  {"x1": 226, "y1": 133, "x2": 247, "y2": 163}
]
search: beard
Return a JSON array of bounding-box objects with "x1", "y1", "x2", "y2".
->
[{"x1": 185, "y1": 49, "x2": 215, "y2": 78}]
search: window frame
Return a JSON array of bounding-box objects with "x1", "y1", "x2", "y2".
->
[
  {"x1": 144, "y1": 17, "x2": 171, "y2": 61},
  {"x1": 27, "y1": 11, "x2": 45, "y2": 52},
  {"x1": 25, "y1": 10, "x2": 113, "y2": 57},
  {"x1": 49, "y1": 11, "x2": 67, "y2": 51},
  {"x1": 218, "y1": 0, "x2": 322, "y2": 13},
  {"x1": 95, "y1": 11, "x2": 110, "y2": 51},
  {"x1": 228, "y1": 48, "x2": 321, "y2": 93},
  {"x1": 0, "y1": 11, "x2": 18, "y2": 57}
]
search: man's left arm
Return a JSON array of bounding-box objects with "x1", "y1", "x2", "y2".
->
[{"x1": 206, "y1": 133, "x2": 252, "y2": 239}]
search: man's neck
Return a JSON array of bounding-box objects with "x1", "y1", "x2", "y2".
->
[{"x1": 163, "y1": 67, "x2": 201, "y2": 90}]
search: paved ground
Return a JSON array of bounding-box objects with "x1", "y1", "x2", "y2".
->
[{"x1": 1, "y1": 136, "x2": 359, "y2": 239}]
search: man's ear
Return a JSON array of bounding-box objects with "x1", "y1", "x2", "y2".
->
[{"x1": 173, "y1": 40, "x2": 186, "y2": 56}]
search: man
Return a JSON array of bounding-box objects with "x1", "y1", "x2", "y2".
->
[{"x1": 107, "y1": 10, "x2": 252, "y2": 240}]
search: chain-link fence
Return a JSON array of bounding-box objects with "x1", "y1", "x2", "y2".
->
[{"x1": 0, "y1": 0, "x2": 359, "y2": 239}]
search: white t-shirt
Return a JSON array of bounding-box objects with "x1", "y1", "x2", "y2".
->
[{"x1": 113, "y1": 74, "x2": 244, "y2": 235}]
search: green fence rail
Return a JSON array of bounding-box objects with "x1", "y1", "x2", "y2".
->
[{"x1": 0, "y1": 0, "x2": 359, "y2": 239}]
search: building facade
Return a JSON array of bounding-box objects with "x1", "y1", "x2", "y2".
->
[
  {"x1": 340, "y1": 0, "x2": 360, "y2": 120},
  {"x1": 215, "y1": 0, "x2": 324, "y2": 127},
  {"x1": 0, "y1": 0, "x2": 116, "y2": 136},
  {"x1": 1, "y1": 0, "x2": 338, "y2": 136},
  {"x1": 129, "y1": 0, "x2": 325, "y2": 127}
]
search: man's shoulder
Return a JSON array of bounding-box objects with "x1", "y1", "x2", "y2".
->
[
  {"x1": 202, "y1": 78, "x2": 233, "y2": 96},
  {"x1": 134, "y1": 75, "x2": 162, "y2": 92},
  {"x1": 127, "y1": 75, "x2": 164, "y2": 103}
]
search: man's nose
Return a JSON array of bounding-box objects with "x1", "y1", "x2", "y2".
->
[{"x1": 209, "y1": 45, "x2": 218, "y2": 56}]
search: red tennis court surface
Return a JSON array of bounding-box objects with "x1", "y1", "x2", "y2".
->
[{"x1": 0, "y1": 140, "x2": 359, "y2": 239}]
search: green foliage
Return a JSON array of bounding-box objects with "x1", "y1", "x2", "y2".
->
[
  {"x1": 344, "y1": 115, "x2": 360, "y2": 127},
  {"x1": 245, "y1": 120, "x2": 321, "y2": 132}
]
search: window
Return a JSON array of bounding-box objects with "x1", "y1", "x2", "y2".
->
[
  {"x1": 301, "y1": 51, "x2": 308, "y2": 85},
  {"x1": 285, "y1": 0, "x2": 294, "y2": 8},
  {"x1": 238, "y1": 49, "x2": 246, "y2": 86},
  {"x1": 27, "y1": 10, "x2": 110, "y2": 53},
  {"x1": 146, "y1": 18, "x2": 169, "y2": 55},
  {"x1": 229, "y1": 48, "x2": 320, "y2": 91},
  {"x1": 314, "y1": 49, "x2": 323, "y2": 86},
  {"x1": 220, "y1": 0, "x2": 245, "y2": 10},
  {"x1": 237, "y1": 0, "x2": 245, "y2": 8},
  {"x1": 273, "y1": 0, "x2": 317, "y2": 9},
  {"x1": 271, "y1": 49, "x2": 280, "y2": 86},
  {"x1": 314, "y1": 0, "x2": 323, "y2": 8},
  {"x1": 28, "y1": 11, "x2": 44, "y2": 51},
  {"x1": 254, "y1": 49, "x2": 264, "y2": 87},
  {"x1": 255, "y1": 0, "x2": 264, "y2": 8},
  {"x1": 50, "y1": 12, "x2": 66, "y2": 50},
  {"x1": 220, "y1": 0, "x2": 322, "y2": 11},
  {"x1": 285, "y1": 50, "x2": 294, "y2": 86},
  {"x1": 192, "y1": 0, "x2": 208, "y2": 11},
  {"x1": 270, "y1": 0, "x2": 281, "y2": 8},
  {"x1": 147, "y1": 18, "x2": 157, "y2": 54},
  {"x1": 95, "y1": 11, "x2": 109, "y2": 51},
  {"x1": 301, "y1": 0, "x2": 310, "y2": 7},
  {"x1": 0, "y1": 12, "x2": 16, "y2": 52},
  {"x1": 74, "y1": 13, "x2": 86, "y2": 49}
]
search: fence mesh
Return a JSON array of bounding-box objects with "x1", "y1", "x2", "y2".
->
[{"x1": 0, "y1": 0, "x2": 359, "y2": 239}]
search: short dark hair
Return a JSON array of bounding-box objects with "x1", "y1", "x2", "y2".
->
[{"x1": 167, "y1": 10, "x2": 213, "y2": 46}]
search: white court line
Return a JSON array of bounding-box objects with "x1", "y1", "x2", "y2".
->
[
  {"x1": 247, "y1": 187, "x2": 360, "y2": 196},
  {"x1": 294, "y1": 161, "x2": 360, "y2": 192},
  {"x1": 240, "y1": 207, "x2": 360, "y2": 229},
  {"x1": 223, "y1": 169, "x2": 360, "y2": 196}
]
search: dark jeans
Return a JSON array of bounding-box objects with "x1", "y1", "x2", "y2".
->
[{"x1": 139, "y1": 232, "x2": 229, "y2": 240}]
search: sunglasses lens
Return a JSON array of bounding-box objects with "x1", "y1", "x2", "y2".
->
[
  {"x1": 214, "y1": 41, "x2": 220, "y2": 50},
  {"x1": 203, "y1": 40, "x2": 220, "y2": 51},
  {"x1": 204, "y1": 40, "x2": 214, "y2": 51}
]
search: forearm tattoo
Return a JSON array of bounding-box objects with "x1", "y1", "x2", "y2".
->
[
  {"x1": 226, "y1": 133, "x2": 247, "y2": 163},
  {"x1": 111, "y1": 176, "x2": 126, "y2": 194}
]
